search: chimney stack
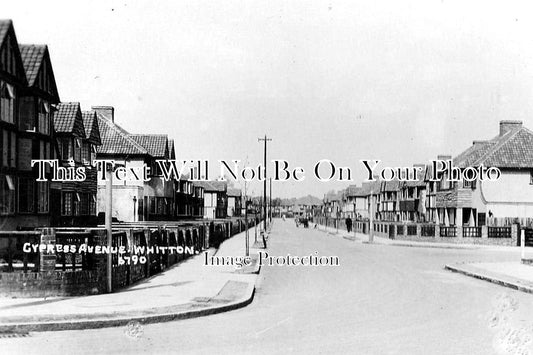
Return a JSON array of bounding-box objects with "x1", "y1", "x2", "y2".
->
[
  {"x1": 499, "y1": 120, "x2": 522, "y2": 137},
  {"x1": 437, "y1": 154, "x2": 452, "y2": 161},
  {"x1": 92, "y1": 106, "x2": 115, "y2": 123},
  {"x1": 472, "y1": 140, "x2": 488, "y2": 146}
]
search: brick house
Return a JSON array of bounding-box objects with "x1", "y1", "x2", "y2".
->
[{"x1": 95, "y1": 107, "x2": 175, "y2": 222}]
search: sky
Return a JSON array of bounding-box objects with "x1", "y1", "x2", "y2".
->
[{"x1": 4, "y1": 0, "x2": 533, "y2": 198}]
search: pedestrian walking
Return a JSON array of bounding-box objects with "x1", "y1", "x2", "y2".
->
[{"x1": 346, "y1": 218, "x2": 352, "y2": 233}]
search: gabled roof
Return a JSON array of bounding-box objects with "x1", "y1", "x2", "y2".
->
[
  {"x1": 193, "y1": 180, "x2": 227, "y2": 192},
  {"x1": 345, "y1": 185, "x2": 360, "y2": 197},
  {"x1": 366, "y1": 180, "x2": 381, "y2": 194},
  {"x1": 324, "y1": 191, "x2": 341, "y2": 202},
  {"x1": 54, "y1": 102, "x2": 85, "y2": 137},
  {"x1": 453, "y1": 141, "x2": 494, "y2": 168},
  {"x1": 130, "y1": 134, "x2": 168, "y2": 158},
  {"x1": 19, "y1": 44, "x2": 45, "y2": 86},
  {"x1": 382, "y1": 179, "x2": 400, "y2": 192},
  {"x1": 0, "y1": 20, "x2": 10, "y2": 46},
  {"x1": 453, "y1": 123, "x2": 533, "y2": 169},
  {"x1": 19, "y1": 44, "x2": 60, "y2": 101},
  {"x1": 296, "y1": 195, "x2": 322, "y2": 206},
  {"x1": 401, "y1": 166, "x2": 426, "y2": 187},
  {"x1": 96, "y1": 113, "x2": 148, "y2": 156},
  {"x1": 0, "y1": 20, "x2": 27, "y2": 84},
  {"x1": 81, "y1": 111, "x2": 101, "y2": 145},
  {"x1": 227, "y1": 188, "x2": 242, "y2": 197}
]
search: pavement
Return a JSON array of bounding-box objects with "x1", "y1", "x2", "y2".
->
[
  {"x1": 0, "y1": 226, "x2": 266, "y2": 332},
  {"x1": 445, "y1": 262, "x2": 533, "y2": 294},
  {"x1": 317, "y1": 223, "x2": 533, "y2": 295}
]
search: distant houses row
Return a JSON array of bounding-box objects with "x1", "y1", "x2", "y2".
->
[
  {"x1": 0, "y1": 20, "x2": 244, "y2": 230},
  {"x1": 324, "y1": 120, "x2": 533, "y2": 228}
]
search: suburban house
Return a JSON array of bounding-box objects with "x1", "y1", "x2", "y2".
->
[
  {"x1": 194, "y1": 180, "x2": 228, "y2": 219},
  {"x1": 323, "y1": 191, "x2": 342, "y2": 219},
  {"x1": 295, "y1": 195, "x2": 322, "y2": 218},
  {"x1": 349, "y1": 181, "x2": 380, "y2": 220},
  {"x1": 344, "y1": 185, "x2": 372, "y2": 220},
  {"x1": 53, "y1": 102, "x2": 101, "y2": 226},
  {"x1": 279, "y1": 200, "x2": 293, "y2": 217},
  {"x1": 342, "y1": 186, "x2": 357, "y2": 219},
  {"x1": 227, "y1": 188, "x2": 242, "y2": 217},
  {"x1": 175, "y1": 173, "x2": 204, "y2": 219},
  {"x1": 424, "y1": 163, "x2": 438, "y2": 224},
  {"x1": 0, "y1": 21, "x2": 62, "y2": 229},
  {"x1": 95, "y1": 107, "x2": 174, "y2": 222},
  {"x1": 398, "y1": 164, "x2": 427, "y2": 222},
  {"x1": 435, "y1": 120, "x2": 533, "y2": 228},
  {"x1": 378, "y1": 180, "x2": 400, "y2": 221},
  {"x1": 191, "y1": 182, "x2": 204, "y2": 218}
]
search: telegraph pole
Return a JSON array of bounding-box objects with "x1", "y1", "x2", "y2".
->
[
  {"x1": 105, "y1": 162, "x2": 113, "y2": 293},
  {"x1": 258, "y1": 135, "x2": 272, "y2": 231},
  {"x1": 244, "y1": 181, "x2": 249, "y2": 256},
  {"x1": 269, "y1": 177, "x2": 272, "y2": 223},
  {"x1": 369, "y1": 186, "x2": 374, "y2": 243}
]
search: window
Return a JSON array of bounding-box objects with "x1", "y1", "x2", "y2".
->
[
  {"x1": 37, "y1": 181, "x2": 49, "y2": 213},
  {"x1": 38, "y1": 100, "x2": 50, "y2": 134},
  {"x1": 149, "y1": 197, "x2": 156, "y2": 214},
  {"x1": 90, "y1": 145, "x2": 97, "y2": 163},
  {"x1": 61, "y1": 139, "x2": 72, "y2": 160},
  {"x1": 62, "y1": 192, "x2": 73, "y2": 216},
  {"x1": 74, "y1": 138, "x2": 82, "y2": 162},
  {"x1": 18, "y1": 177, "x2": 34, "y2": 213},
  {"x1": 0, "y1": 175, "x2": 16, "y2": 214},
  {"x1": 10, "y1": 132, "x2": 16, "y2": 167},
  {"x1": 0, "y1": 81, "x2": 15, "y2": 124},
  {"x1": 157, "y1": 197, "x2": 165, "y2": 215},
  {"x1": 478, "y1": 213, "x2": 486, "y2": 227},
  {"x1": 2, "y1": 130, "x2": 8, "y2": 167},
  {"x1": 73, "y1": 192, "x2": 81, "y2": 215},
  {"x1": 19, "y1": 96, "x2": 35, "y2": 131},
  {"x1": 80, "y1": 193, "x2": 88, "y2": 215},
  {"x1": 137, "y1": 198, "x2": 143, "y2": 220},
  {"x1": 82, "y1": 142, "x2": 91, "y2": 164},
  {"x1": 463, "y1": 179, "x2": 476, "y2": 189},
  {"x1": 89, "y1": 194, "x2": 97, "y2": 216},
  {"x1": 439, "y1": 173, "x2": 451, "y2": 190}
]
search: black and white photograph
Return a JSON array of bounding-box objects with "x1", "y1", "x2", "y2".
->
[{"x1": 1, "y1": 1, "x2": 533, "y2": 354}]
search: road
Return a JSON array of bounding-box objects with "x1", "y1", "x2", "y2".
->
[{"x1": 2, "y1": 220, "x2": 533, "y2": 354}]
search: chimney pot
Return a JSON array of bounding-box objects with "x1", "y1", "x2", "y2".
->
[
  {"x1": 92, "y1": 106, "x2": 115, "y2": 123},
  {"x1": 499, "y1": 120, "x2": 522, "y2": 136}
]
